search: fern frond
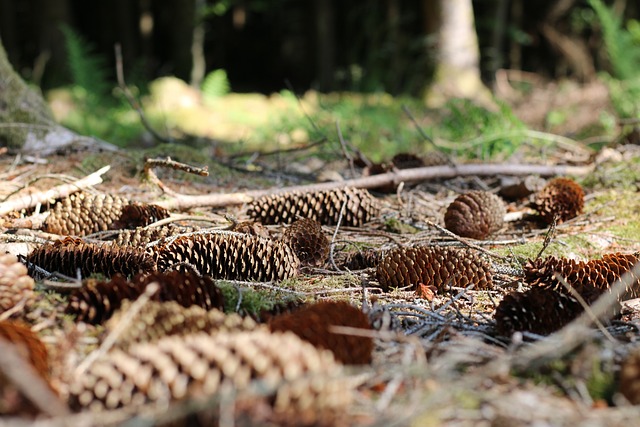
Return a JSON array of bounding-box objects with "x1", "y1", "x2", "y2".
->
[
  {"x1": 201, "y1": 69, "x2": 230, "y2": 105},
  {"x1": 60, "y1": 25, "x2": 111, "y2": 105},
  {"x1": 588, "y1": 0, "x2": 640, "y2": 80}
]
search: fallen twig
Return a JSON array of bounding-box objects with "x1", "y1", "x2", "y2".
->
[
  {"x1": 154, "y1": 162, "x2": 595, "y2": 211},
  {"x1": 0, "y1": 165, "x2": 110, "y2": 217}
]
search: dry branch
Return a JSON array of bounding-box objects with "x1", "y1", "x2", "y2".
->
[
  {"x1": 0, "y1": 165, "x2": 110, "y2": 217},
  {"x1": 154, "y1": 162, "x2": 595, "y2": 211}
]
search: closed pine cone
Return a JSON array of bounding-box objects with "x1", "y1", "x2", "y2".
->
[
  {"x1": 444, "y1": 191, "x2": 506, "y2": 239},
  {"x1": 247, "y1": 187, "x2": 379, "y2": 226},
  {"x1": 269, "y1": 301, "x2": 373, "y2": 365},
  {"x1": 376, "y1": 246, "x2": 493, "y2": 292},
  {"x1": 282, "y1": 218, "x2": 329, "y2": 266},
  {"x1": 0, "y1": 254, "x2": 36, "y2": 315},
  {"x1": 532, "y1": 177, "x2": 584, "y2": 224},
  {"x1": 153, "y1": 231, "x2": 300, "y2": 282}
]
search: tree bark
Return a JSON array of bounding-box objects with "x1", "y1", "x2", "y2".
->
[
  {"x1": 0, "y1": 37, "x2": 116, "y2": 155},
  {"x1": 424, "y1": 0, "x2": 493, "y2": 107}
]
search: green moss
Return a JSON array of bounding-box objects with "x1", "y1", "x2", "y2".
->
[{"x1": 216, "y1": 281, "x2": 303, "y2": 317}]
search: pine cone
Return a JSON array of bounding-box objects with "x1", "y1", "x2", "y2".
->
[
  {"x1": 26, "y1": 237, "x2": 154, "y2": 279},
  {"x1": 0, "y1": 254, "x2": 36, "y2": 315},
  {"x1": 282, "y1": 218, "x2": 329, "y2": 266},
  {"x1": 0, "y1": 320, "x2": 53, "y2": 416},
  {"x1": 154, "y1": 231, "x2": 300, "y2": 282},
  {"x1": 113, "y1": 224, "x2": 189, "y2": 247},
  {"x1": 269, "y1": 301, "x2": 373, "y2": 365},
  {"x1": 495, "y1": 253, "x2": 640, "y2": 336},
  {"x1": 247, "y1": 187, "x2": 379, "y2": 226},
  {"x1": 66, "y1": 271, "x2": 225, "y2": 324},
  {"x1": 106, "y1": 301, "x2": 256, "y2": 349},
  {"x1": 444, "y1": 191, "x2": 506, "y2": 239},
  {"x1": 229, "y1": 220, "x2": 271, "y2": 239},
  {"x1": 376, "y1": 246, "x2": 493, "y2": 292},
  {"x1": 43, "y1": 192, "x2": 129, "y2": 236},
  {"x1": 494, "y1": 286, "x2": 590, "y2": 336},
  {"x1": 109, "y1": 202, "x2": 170, "y2": 230},
  {"x1": 68, "y1": 329, "x2": 350, "y2": 419},
  {"x1": 620, "y1": 349, "x2": 640, "y2": 405},
  {"x1": 338, "y1": 248, "x2": 383, "y2": 270},
  {"x1": 532, "y1": 177, "x2": 584, "y2": 224},
  {"x1": 524, "y1": 253, "x2": 640, "y2": 299}
]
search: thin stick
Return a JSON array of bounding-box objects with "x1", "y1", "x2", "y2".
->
[
  {"x1": 336, "y1": 120, "x2": 356, "y2": 178},
  {"x1": 154, "y1": 162, "x2": 596, "y2": 211},
  {"x1": 0, "y1": 165, "x2": 110, "y2": 216},
  {"x1": 536, "y1": 216, "x2": 557, "y2": 259},
  {"x1": 75, "y1": 282, "x2": 160, "y2": 376},
  {"x1": 329, "y1": 198, "x2": 348, "y2": 271},
  {"x1": 145, "y1": 156, "x2": 209, "y2": 176},
  {"x1": 115, "y1": 44, "x2": 172, "y2": 144},
  {"x1": 554, "y1": 273, "x2": 615, "y2": 342},
  {"x1": 425, "y1": 220, "x2": 508, "y2": 260},
  {"x1": 0, "y1": 338, "x2": 69, "y2": 417}
]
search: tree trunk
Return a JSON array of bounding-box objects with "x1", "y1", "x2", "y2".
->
[
  {"x1": 0, "y1": 37, "x2": 116, "y2": 155},
  {"x1": 424, "y1": 0, "x2": 493, "y2": 107}
]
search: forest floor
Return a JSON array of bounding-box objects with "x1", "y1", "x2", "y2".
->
[{"x1": 2, "y1": 77, "x2": 640, "y2": 426}]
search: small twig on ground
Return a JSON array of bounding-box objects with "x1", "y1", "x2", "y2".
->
[
  {"x1": 115, "y1": 43, "x2": 172, "y2": 144},
  {"x1": 0, "y1": 166, "x2": 110, "y2": 217},
  {"x1": 329, "y1": 197, "x2": 349, "y2": 271},
  {"x1": 336, "y1": 120, "x2": 356, "y2": 178},
  {"x1": 154, "y1": 162, "x2": 595, "y2": 211},
  {"x1": 402, "y1": 105, "x2": 456, "y2": 167},
  {"x1": 555, "y1": 273, "x2": 615, "y2": 342},
  {"x1": 143, "y1": 156, "x2": 209, "y2": 196},
  {"x1": 75, "y1": 282, "x2": 160, "y2": 376},
  {"x1": 0, "y1": 337, "x2": 70, "y2": 417},
  {"x1": 425, "y1": 220, "x2": 508, "y2": 261},
  {"x1": 536, "y1": 216, "x2": 557, "y2": 259}
]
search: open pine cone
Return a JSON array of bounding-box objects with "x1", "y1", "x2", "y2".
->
[
  {"x1": 26, "y1": 237, "x2": 154, "y2": 279},
  {"x1": 153, "y1": 231, "x2": 300, "y2": 281},
  {"x1": 66, "y1": 271, "x2": 225, "y2": 324},
  {"x1": 0, "y1": 320, "x2": 54, "y2": 416},
  {"x1": 106, "y1": 301, "x2": 256, "y2": 349},
  {"x1": 532, "y1": 177, "x2": 584, "y2": 224},
  {"x1": 282, "y1": 218, "x2": 329, "y2": 266},
  {"x1": 68, "y1": 329, "x2": 351, "y2": 422},
  {"x1": 269, "y1": 301, "x2": 373, "y2": 365},
  {"x1": 376, "y1": 246, "x2": 493, "y2": 292},
  {"x1": 444, "y1": 191, "x2": 506, "y2": 239},
  {"x1": 247, "y1": 187, "x2": 379, "y2": 226},
  {"x1": 0, "y1": 254, "x2": 36, "y2": 315},
  {"x1": 495, "y1": 253, "x2": 640, "y2": 336}
]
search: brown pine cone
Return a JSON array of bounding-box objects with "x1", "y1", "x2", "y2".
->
[
  {"x1": 376, "y1": 246, "x2": 493, "y2": 292},
  {"x1": 109, "y1": 202, "x2": 170, "y2": 229},
  {"x1": 444, "y1": 191, "x2": 506, "y2": 239},
  {"x1": 524, "y1": 253, "x2": 640, "y2": 299},
  {"x1": 26, "y1": 237, "x2": 154, "y2": 279},
  {"x1": 0, "y1": 254, "x2": 36, "y2": 315},
  {"x1": 68, "y1": 329, "x2": 350, "y2": 421},
  {"x1": 269, "y1": 301, "x2": 373, "y2": 365},
  {"x1": 532, "y1": 177, "x2": 584, "y2": 224},
  {"x1": 620, "y1": 349, "x2": 640, "y2": 405},
  {"x1": 494, "y1": 286, "x2": 590, "y2": 336},
  {"x1": 106, "y1": 301, "x2": 256, "y2": 349},
  {"x1": 338, "y1": 248, "x2": 383, "y2": 270},
  {"x1": 282, "y1": 218, "x2": 329, "y2": 266},
  {"x1": 43, "y1": 192, "x2": 129, "y2": 236},
  {"x1": 0, "y1": 320, "x2": 54, "y2": 416},
  {"x1": 153, "y1": 231, "x2": 300, "y2": 282},
  {"x1": 247, "y1": 187, "x2": 379, "y2": 226},
  {"x1": 66, "y1": 271, "x2": 225, "y2": 324}
]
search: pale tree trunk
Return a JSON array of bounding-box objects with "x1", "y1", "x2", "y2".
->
[
  {"x1": 424, "y1": 0, "x2": 493, "y2": 107},
  {"x1": 0, "y1": 37, "x2": 116, "y2": 155}
]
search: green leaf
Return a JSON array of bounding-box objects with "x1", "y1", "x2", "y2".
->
[{"x1": 201, "y1": 69, "x2": 230, "y2": 105}]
